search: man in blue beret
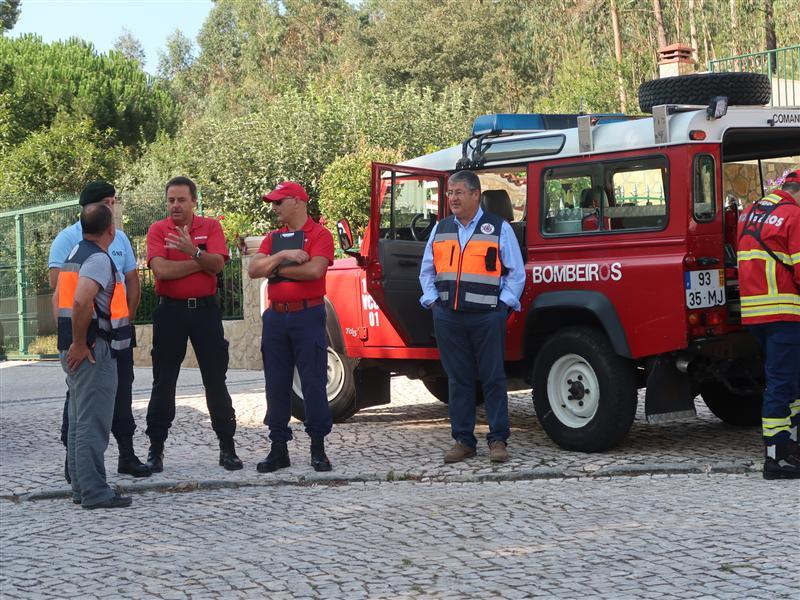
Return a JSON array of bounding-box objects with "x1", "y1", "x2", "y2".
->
[{"x1": 48, "y1": 180, "x2": 150, "y2": 481}]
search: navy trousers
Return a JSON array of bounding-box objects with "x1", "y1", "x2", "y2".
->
[
  {"x1": 60, "y1": 347, "x2": 135, "y2": 446},
  {"x1": 261, "y1": 304, "x2": 332, "y2": 442},
  {"x1": 146, "y1": 302, "x2": 236, "y2": 443},
  {"x1": 432, "y1": 302, "x2": 510, "y2": 448},
  {"x1": 748, "y1": 321, "x2": 800, "y2": 444}
]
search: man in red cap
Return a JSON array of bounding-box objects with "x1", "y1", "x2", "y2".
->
[
  {"x1": 737, "y1": 169, "x2": 800, "y2": 479},
  {"x1": 248, "y1": 181, "x2": 335, "y2": 472}
]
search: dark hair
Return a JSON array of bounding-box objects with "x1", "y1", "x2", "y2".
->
[
  {"x1": 448, "y1": 170, "x2": 481, "y2": 193},
  {"x1": 165, "y1": 176, "x2": 198, "y2": 200},
  {"x1": 782, "y1": 181, "x2": 800, "y2": 194},
  {"x1": 80, "y1": 203, "x2": 113, "y2": 235}
]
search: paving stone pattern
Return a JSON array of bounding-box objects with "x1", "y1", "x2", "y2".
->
[
  {"x1": 0, "y1": 361, "x2": 767, "y2": 498},
  {"x1": 1, "y1": 475, "x2": 797, "y2": 599},
  {"x1": 2, "y1": 361, "x2": 796, "y2": 599}
]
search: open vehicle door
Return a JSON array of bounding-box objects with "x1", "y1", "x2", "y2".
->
[{"x1": 365, "y1": 163, "x2": 449, "y2": 347}]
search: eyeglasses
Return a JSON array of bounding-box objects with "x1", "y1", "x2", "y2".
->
[{"x1": 446, "y1": 189, "x2": 473, "y2": 198}]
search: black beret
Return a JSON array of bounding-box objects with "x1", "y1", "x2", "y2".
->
[{"x1": 79, "y1": 180, "x2": 116, "y2": 206}]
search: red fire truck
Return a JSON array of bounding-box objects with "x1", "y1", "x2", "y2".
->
[{"x1": 291, "y1": 73, "x2": 800, "y2": 452}]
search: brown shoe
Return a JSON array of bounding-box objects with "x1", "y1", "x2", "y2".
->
[
  {"x1": 488, "y1": 441, "x2": 509, "y2": 463},
  {"x1": 444, "y1": 442, "x2": 477, "y2": 463}
]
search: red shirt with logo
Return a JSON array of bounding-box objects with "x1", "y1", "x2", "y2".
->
[
  {"x1": 258, "y1": 217, "x2": 334, "y2": 303},
  {"x1": 147, "y1": 215, "x2": 229, "y2": 299}
]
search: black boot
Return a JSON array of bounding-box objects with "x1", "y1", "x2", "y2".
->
[
  {"x1": 219, "y1": 438, "x2": 243, "y2": 471},
  {"x1": 146, "y1": 440, "x2": 164, "y2": 473},
  {"x1": 310, "y1": 437, "x2": 332, "y2": 472},
  {"x1": 256, "y1": 441, "x2": 290, "y2": 473},
  {"x1": 64, "y1": 452, "x2": 71, "y2": 484},
  {"x1": 763, "y1": 443, "x2": 800, "y2": 480},
  {"x1": 117, "y1": 436, "x2": 152, "y2": 477}
]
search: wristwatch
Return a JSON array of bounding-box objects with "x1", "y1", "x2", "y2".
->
[{"x1": 192, "y1": 247, "x2": 203, "y2": 260}]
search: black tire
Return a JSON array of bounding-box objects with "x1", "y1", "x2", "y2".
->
[
  {"x1": 423, "y1": 378, "x2": 450, "y2": 404},
  {"x1": 699, "y1": 383, "x2": 761, "y2": 427},
  {"x1": 290, "y1": 346, "x2": 358, "y2": 423},
  {"x1": 638, "y1": 72, "x2": 771, "y2": 113},
  {"x1": 422, "y1": 377, "x2": 485, "y2": 405},
  {"x1": 532, "y1": 327, "x2": 637, "y2": 452}
]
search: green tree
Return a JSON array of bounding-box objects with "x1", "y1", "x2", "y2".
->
[
  {"x1": 319, "y1": 145, "x2": 403, "y2": 242},
  {"x1": 0, "y1": 0, "x2": 20, "y2": 33},
  {"x1": 0, "y1": 118, "x2": 126, "y2": 207},
  {"x1": 113, "y1": 28, "x2": 146, "y2": 68},
  {"x1": 0, "y1": 35, "x2": 178, "y2": 148}
]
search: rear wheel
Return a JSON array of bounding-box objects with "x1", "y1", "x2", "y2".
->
[
  {"x1": 699, "y1": 383, "x2": 761, "y2": 426},
  {"x1": 291, "y1": 346, "x2": 358, "y2": 423},
  {"x1": 532, "y1": 327, "x2": 637, "y2": 452}
]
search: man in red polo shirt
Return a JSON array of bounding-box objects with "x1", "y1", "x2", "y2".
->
[
  {"x1": 247, "y1": 181, "x2": 334, "y2": 472},
  {"x1": 144, "y1": 176, "x2": 242, "y2": 472}
]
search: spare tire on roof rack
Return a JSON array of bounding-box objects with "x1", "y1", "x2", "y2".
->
[{"x1": 638, "y1": 72, "x2": 771, "y2": 113}]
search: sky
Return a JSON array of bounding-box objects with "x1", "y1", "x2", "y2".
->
[{"x1": 12, "y1": 0, "x2": 215, "y2": 74}]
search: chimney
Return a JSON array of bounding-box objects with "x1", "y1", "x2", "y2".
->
[{"x1": 658, "y1": 44, "x2": 695, "y2": 78}]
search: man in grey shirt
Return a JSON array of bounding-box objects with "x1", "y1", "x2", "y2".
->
[{"x1": 54, "y1": 203, "x2": 133, "y2": 509}]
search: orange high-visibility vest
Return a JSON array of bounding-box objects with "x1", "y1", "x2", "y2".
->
[
  {"x1": 57, "y1": 240, "x2": 132, "y2": 354},
  {"x1": 737, "y1": 190, "x2": 800, "y2": 324},
  {"x1": 432, "y1": 212, "x2": 504, "y2": 311}
]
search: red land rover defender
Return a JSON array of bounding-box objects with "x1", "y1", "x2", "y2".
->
[{"x1": 289, "y1": 73, "x2": 800, "y2": 452}]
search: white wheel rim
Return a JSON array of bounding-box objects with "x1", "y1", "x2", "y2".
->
[
  {"x1": 292, "y1": 347, "x2": 345, "y2": 402},
  {"x1": 546, "y1": 353, "x2": 599, "y2": 429}
]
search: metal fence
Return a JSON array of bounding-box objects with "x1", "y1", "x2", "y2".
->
[
  {"x1": 709, "y1": 45, "x2": 800, "y2": 107},
  {"x1": 0, "y1": 197, "x2": 81, "y2": 358},
  {"x1": 1, "y1": 194, "x2": 242, "y2": 359}
]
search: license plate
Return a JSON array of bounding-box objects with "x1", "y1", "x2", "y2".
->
[{"x1": 684, "y1": 269, "x2": 725, "y2": 309}]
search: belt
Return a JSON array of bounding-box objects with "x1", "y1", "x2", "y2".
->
[
  {"x1": 159, "y1": 296, "x2": 217, "y2": 309},
  {"x1": 269, "y1": 297, "x2": 324, "y2": 313}
]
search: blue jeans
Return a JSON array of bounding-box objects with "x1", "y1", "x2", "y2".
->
[
  {"x1": 261, "y1": 304, "x2": 332, "y2": 442},
  {"x1": 432, "y1": 302, "x2": 510, "y2": 447},
  {"x1": 747, "y1": 321, "x2": 800, "y2": 444}
]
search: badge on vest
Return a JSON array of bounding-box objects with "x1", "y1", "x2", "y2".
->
[{"x1": 480, "y1": 223, "x2": 495, "y2": 235}]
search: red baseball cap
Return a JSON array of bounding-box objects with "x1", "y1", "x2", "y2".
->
[
  {"x1": 784, "y1": 170, "x2": 800, "y2": 184},
  {"x1": 263, "y1": 181, "x2": 308, "y2": 202}
]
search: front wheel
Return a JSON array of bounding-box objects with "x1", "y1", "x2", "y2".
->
[
  {"x1": 532, "y1": 327, "x2": 637, "y2": 452},
  {"x1": 699, "y1": 383, "x2": 761, "y2": 426},
  {"x1": 291, "y1": 346, "x2": 358, "y2": 423}
]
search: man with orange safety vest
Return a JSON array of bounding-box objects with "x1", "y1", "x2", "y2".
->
[
  {"x1": 737, "y1": 169, "x2": 800, "y2": 480},
  {"x1": 419, "y1": 170, "x2": 525, "y2": 464},
  {"x1": 53, "y1": 203, "x2": 133, "y2": 508}
]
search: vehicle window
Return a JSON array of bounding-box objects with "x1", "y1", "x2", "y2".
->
[
  {"x1": 378, "y1": 170, "x2": 440, "y2": 241},
  {"x1": 605, "y1": 159, "x2": 667, "y2": 230},
  {"x1": 477, "y1": 170, "x2": 527, "y2": 221},
  {"x1": 693, "y1": 154, "x2": 716, "y2": 222},
  {"x1": 542, "y1": 157, "x2": 668, "y2": 236},
  {"x1": 542, "y1": 175, "x2": 593, "y2": 234}
]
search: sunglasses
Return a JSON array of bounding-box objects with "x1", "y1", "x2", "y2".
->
[{"x1": 271, "y1": 197, "x2": 295, "y2": 207}]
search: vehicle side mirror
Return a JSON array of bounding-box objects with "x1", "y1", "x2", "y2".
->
[{"x1": 336, "y1": 219, "x2": 354, "y2": 251}]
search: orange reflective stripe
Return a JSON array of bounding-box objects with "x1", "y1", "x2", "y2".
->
[
  {"x1": 433, "y1": 239, "x2": 460, "y2": 273},
  {"x1": 109, "y1": 281, "x2": 129, "y2": 320},
  {"x1": 57, "y1": 272, "x2": 79, "y2": 311},
  {"x1": 460, "y1": 240, "x2": 500, "y2": 277}
]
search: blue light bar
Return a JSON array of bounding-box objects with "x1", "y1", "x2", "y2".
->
[{"x1": 471, "y1": 113, "x2": 629, "y2": 136}]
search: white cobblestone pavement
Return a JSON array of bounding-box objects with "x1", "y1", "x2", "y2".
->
[{"x1": 1, "y1": 361, "x2": 797, "y2": 598}]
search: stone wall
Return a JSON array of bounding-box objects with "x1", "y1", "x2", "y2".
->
[{"x1": 133, "y1": 237, "x2": 267, "y2": 370}]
